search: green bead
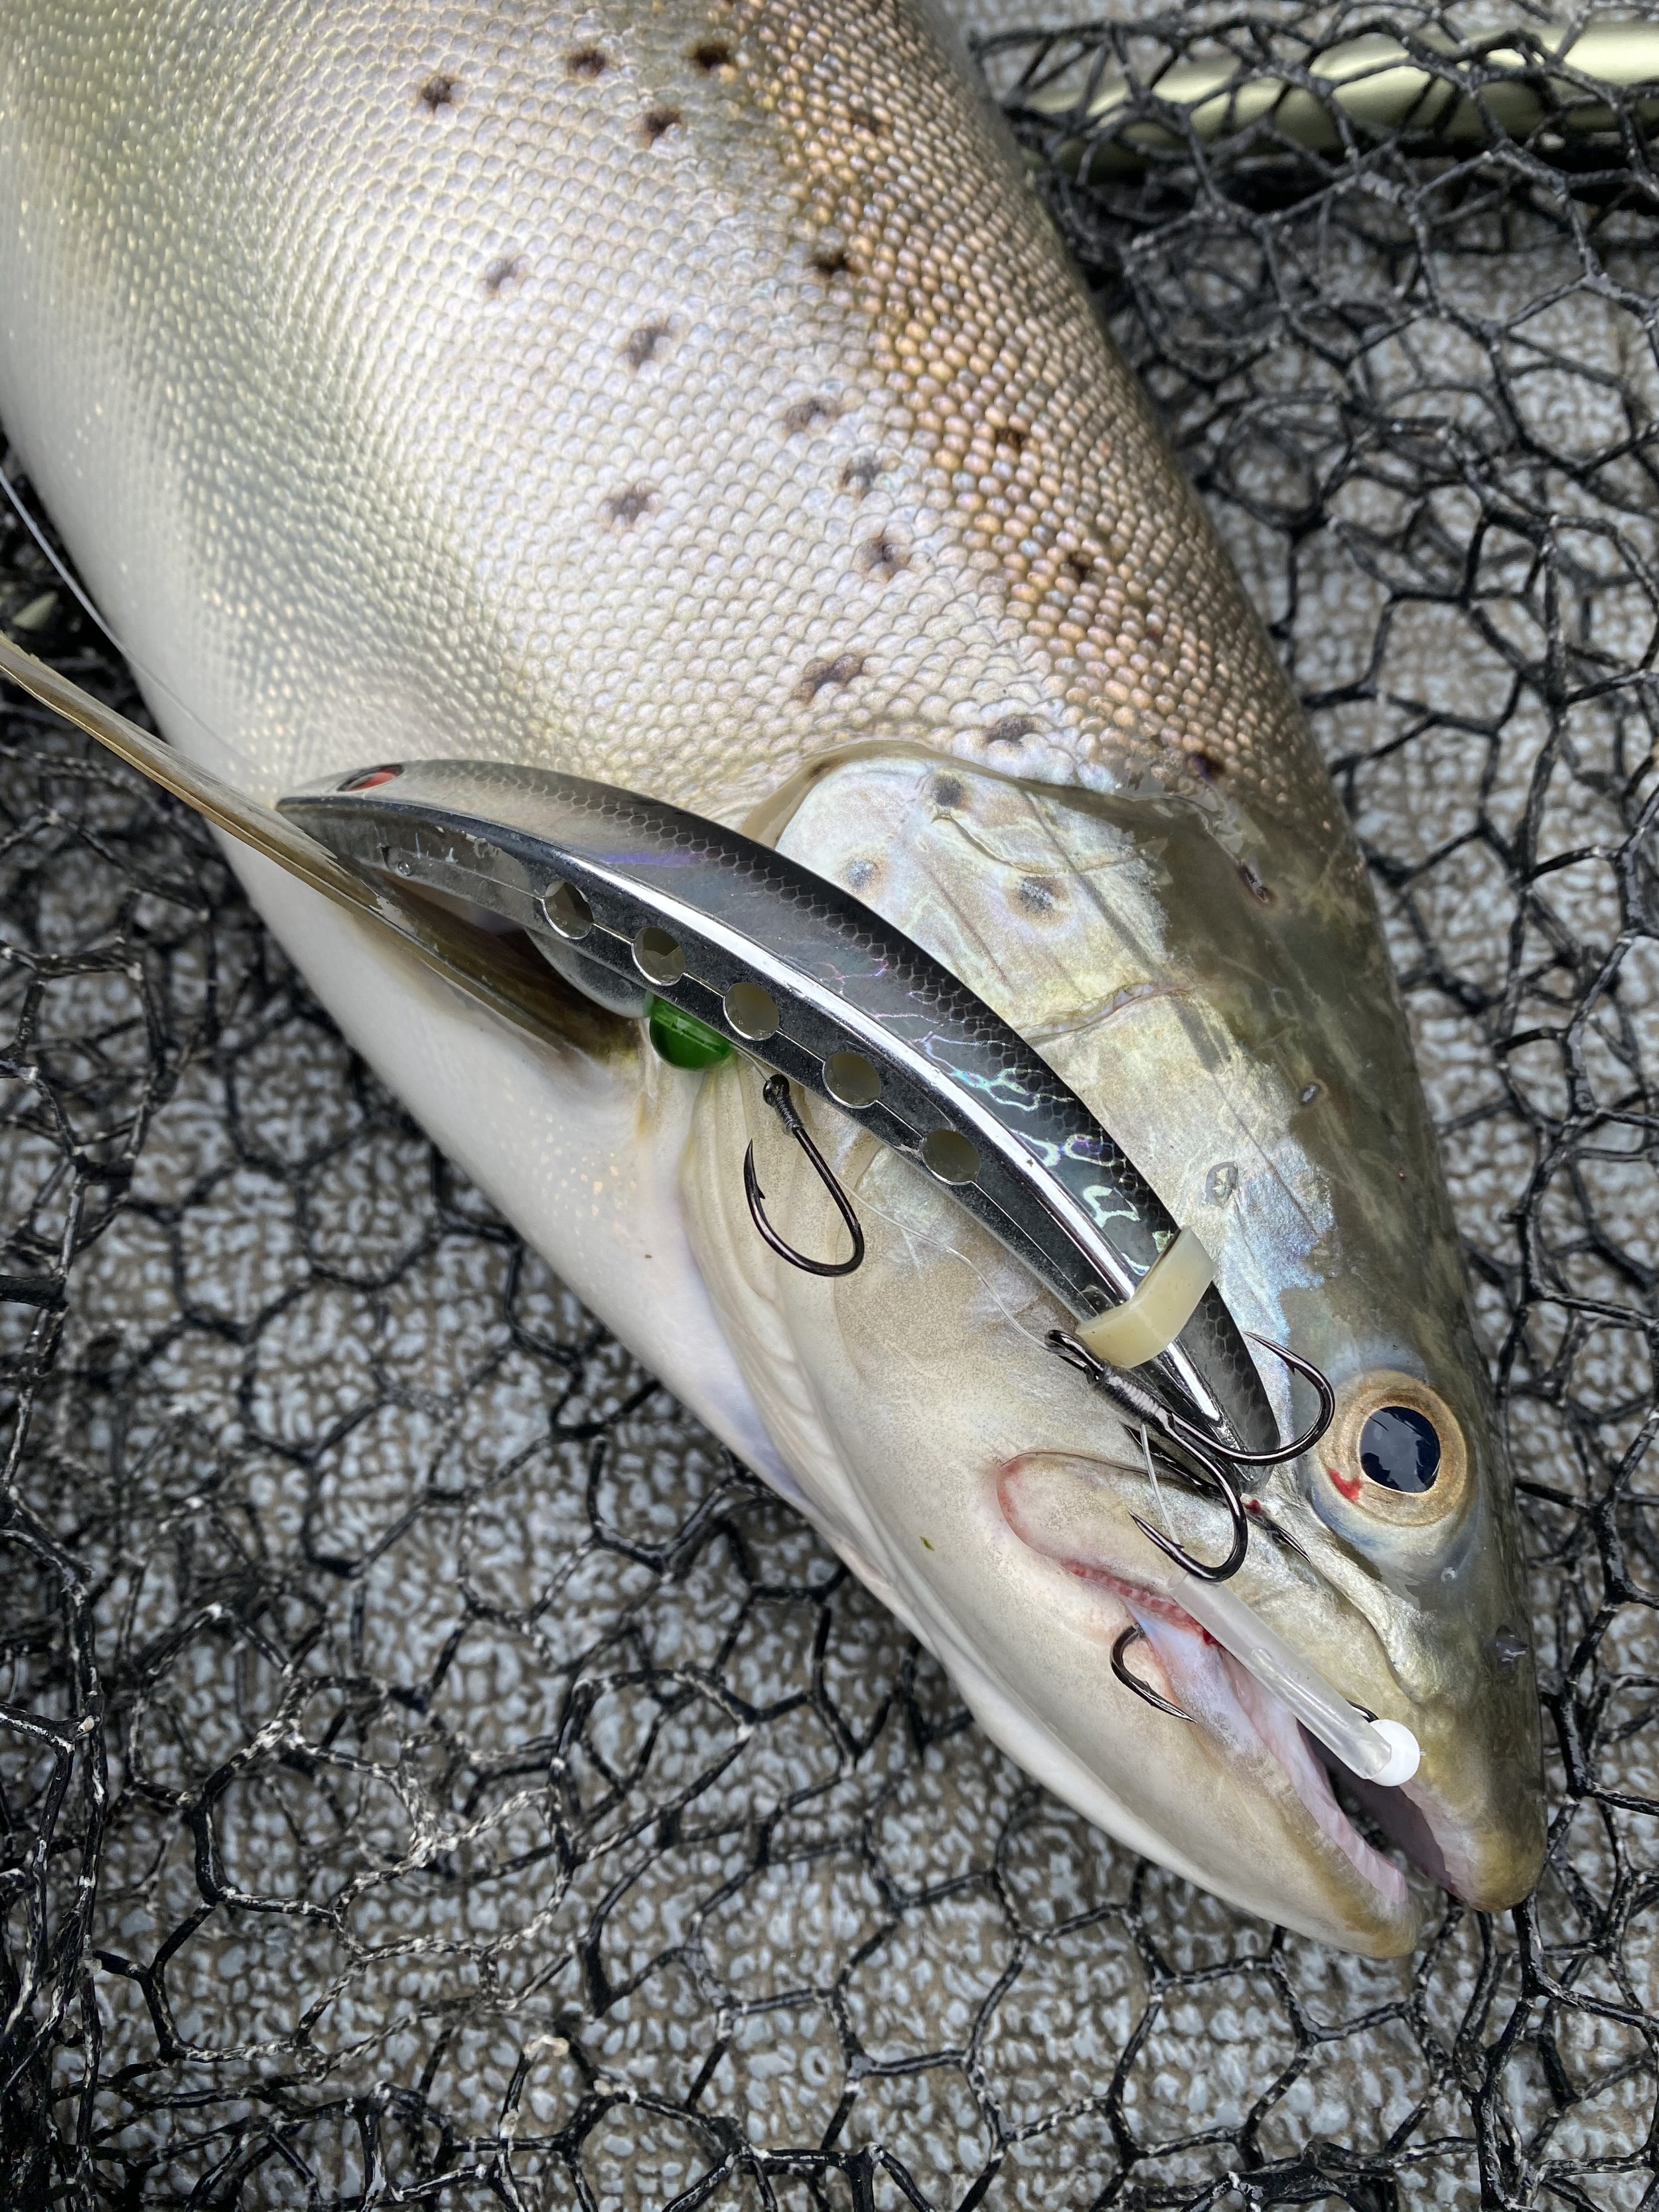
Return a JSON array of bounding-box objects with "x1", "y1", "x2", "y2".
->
[{"x1": 647, "y1": 996, "x2": 733, "y2": 1070}]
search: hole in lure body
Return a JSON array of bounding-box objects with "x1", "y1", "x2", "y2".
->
[
  {"x1": 632, "y1": 923, "x2": 685, "y2": 986},
  {"x1": 724, "y1": 981, "x2": 780, "y2": 1040}
]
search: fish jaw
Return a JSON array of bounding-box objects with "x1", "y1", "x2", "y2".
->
[
  {"x1": 681, "y1": 1059, "x2": 1431, "y2": 1955},
  {"x1": 989, "y1": 1469, "x2": 1421, "y2": 1953},
  {"x1": 1267, "y1": 1448, "x2": 1546, "y2": 1917},
  {"x1": 997, "y1": 1449, "x2": 1543, "y2": 1929}
]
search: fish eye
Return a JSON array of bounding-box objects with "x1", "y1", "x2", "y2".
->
[
  {"x1": 1358, "y1": 1404, "x2": 1441, "y2": 1493},
  {"x1": 1325, "y1": 1373, "x2": 1468, "y2": 1527}
]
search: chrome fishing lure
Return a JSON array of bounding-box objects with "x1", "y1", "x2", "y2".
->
[
  {"x1": 0, "y1": 626, "x2": 1335, "y2": 1588},
  {"x1": 278, "y1": 759, "x2": 1290, "y2": 1453}
]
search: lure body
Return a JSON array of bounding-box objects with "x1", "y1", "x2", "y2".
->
[
  {"x1": 280, "y1": 756, "x2": 1273, "y2": 1439},
  {"x1": 0, "y1": 0, "x2": 1543, "y2": 1951}
]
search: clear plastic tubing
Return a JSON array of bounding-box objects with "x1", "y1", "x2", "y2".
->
[{"x1": 1172, "y1": 1572, "x2": 1421, "y2": 1788}]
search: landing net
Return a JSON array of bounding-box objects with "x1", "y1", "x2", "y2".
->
[{"x1": 3, "y1": 6, "x2": 1656, "y2": 2204}]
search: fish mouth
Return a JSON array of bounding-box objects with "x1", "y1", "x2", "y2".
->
[
  {"x1": 1068, "y1": 1556, "x2": 1410, "y2": 1915},
  {"x1": 997, "y1": 1455, "x2": 1425, "y2": 1934}
]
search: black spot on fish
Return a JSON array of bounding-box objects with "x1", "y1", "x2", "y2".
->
[
  {"x1": 797, "y1": 652, "x2": 865, "y2": 702},
  {"x1": 690, "y1": 38, "x2": 733, "y2": 72},
  {"x1": 641, "y1": 106, "x2": 681, "y2": 142},
  {"x1": 1205, "y1": 1160, "x2": 1240, "y2": 1205},
  {"x1": 848, "y1": 104, "x2": 885, "y2": 134},
  {"x1": 567, "y1": 46, "x2": 609, "y2": 78},
  {"x1": 985, "y1": 716, "x2": 1035, "y2": 748},
  {"x1": 1017, "y1": 875, "x2": 1058, "y2": 915},
  {"x1": 1187, "y1": 748, "x2": 1224, "y2": 782},
  {"x1": 605, "y1": 484, "x2": 658, "y2": 525},
  {"x1": 812, "y1": 245, "x2": 850, "y2": 278},
  {"x1": 624, "y1": 320, "x2": 674, "y2": 369},
  {"x1": 482, "y1": 255, "x2": 525, "y2": 297},
  {"x1": 859, "y1": 533, "x2": 906, "y2": 581},
  {"x1": 996, "y1": 423, "x2": 1027, "y2": 454},
  {"x1": 1064, "y1": 550, "x2": 1094, "y2": 584},
  {"x1": 1238, "y1": 857, "x2": 1273, "y2": 903},
  {"x1": 784, "y1": 397, "x2": 839, "y2": 437},
  {"x1": 931, "y1": 775, "x2": 964, "y2": 809},
  {"x1": 417, "y1": 73, "x2": 459, "y2": 112},
  {"x1": 841, "y1": 455, "x2": 881, "y2": 495}
]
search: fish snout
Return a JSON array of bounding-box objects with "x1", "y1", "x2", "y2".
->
[
  {"x1": 997, "y1": 1445, "x2": 1546, "y2": 1941},
  {"x1": 1293, "y1": 1384, "x2": 1546, "y2": 1915},
  {"x1": 1346, "y1": 1617, "x2": 1545, "y2": 1915}
]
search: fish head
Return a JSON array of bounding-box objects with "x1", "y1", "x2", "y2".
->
[{"x1": 682, "y1": 748, "x2": 1544, "y2": 1954}]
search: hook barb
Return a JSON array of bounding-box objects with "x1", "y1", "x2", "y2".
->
[
  {"x1": 744, "y1": 1072, "x2": 865, "y2": 1278},
  {"x1": 1111, "y1": 1624, "x2": 1192, "y2": 1721}
]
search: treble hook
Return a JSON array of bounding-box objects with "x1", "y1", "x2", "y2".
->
[
  {"x1": 1048, "y1": 1329, "x2": 1252, "y2": 1581},
  {"x1": 1048, "y1": 1327, "x2": 1334, "y2": 1469},
  {"x1": 1111, "y1": 1623, "x2": 1192, "y2": 1722},
  {"x1": 743, "y1": 1072, "x2": 866, "y2": 1278}
]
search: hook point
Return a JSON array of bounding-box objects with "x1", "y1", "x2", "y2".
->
[{"x1": 1111, "y1": 1623, "x2": 1192, "y2": 1721}]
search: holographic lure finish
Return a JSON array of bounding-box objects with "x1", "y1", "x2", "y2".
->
[{"x1": 282, "y1": 757, "x2": 1275, "y2": 1449}]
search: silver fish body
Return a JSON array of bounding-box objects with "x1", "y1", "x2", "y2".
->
[{"x1": 0, "y1": 0, "x2": 1543, "y2": 1951}]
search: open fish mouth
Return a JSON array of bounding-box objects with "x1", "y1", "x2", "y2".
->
[
  {"x1": 997, "y1": 1455, "x2": 1429, "y2": 1929},
  {"x1": 1072, "y1": 1558, "x2": 1409, "y2": 1914}
]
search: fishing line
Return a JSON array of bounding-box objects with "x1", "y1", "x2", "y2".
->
[
  {"x1": 0, "y1": 461, "x2": 117, "y2": 646},
  {"x1": 1139, "y1": 1419, "x2": 1171, "y2": 1535},
  {"x1": 0, "y1": 458, "x2": 246, "y2": 773}
]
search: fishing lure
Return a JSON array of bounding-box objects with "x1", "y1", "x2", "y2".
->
[{"x1": 0, "y1": 625, "x2": 1419, "y2": 1790}]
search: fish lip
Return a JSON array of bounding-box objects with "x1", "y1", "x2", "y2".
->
[
  {"x1": 995, "y1": 1457, "x2": 1427, "y2": 1922},
  {"x1": 1336, "y1": 1769, "x2": 1455, "y2": 1895},
  {"x1": 1063, "y1": 1555, "x2": 1415, "y2": 1918},
  {"x1": 1338, "y1": 1753, "x2": 1538, "y2": 1914}
]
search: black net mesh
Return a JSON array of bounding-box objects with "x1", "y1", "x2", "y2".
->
[{"x1": 4, "y1": 5, "x2": 1658, "y2": 2204}]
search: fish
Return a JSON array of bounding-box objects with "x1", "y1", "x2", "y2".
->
[{"x1": 0, "y1": 0, "x2": 1544, "y2": 1954}]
